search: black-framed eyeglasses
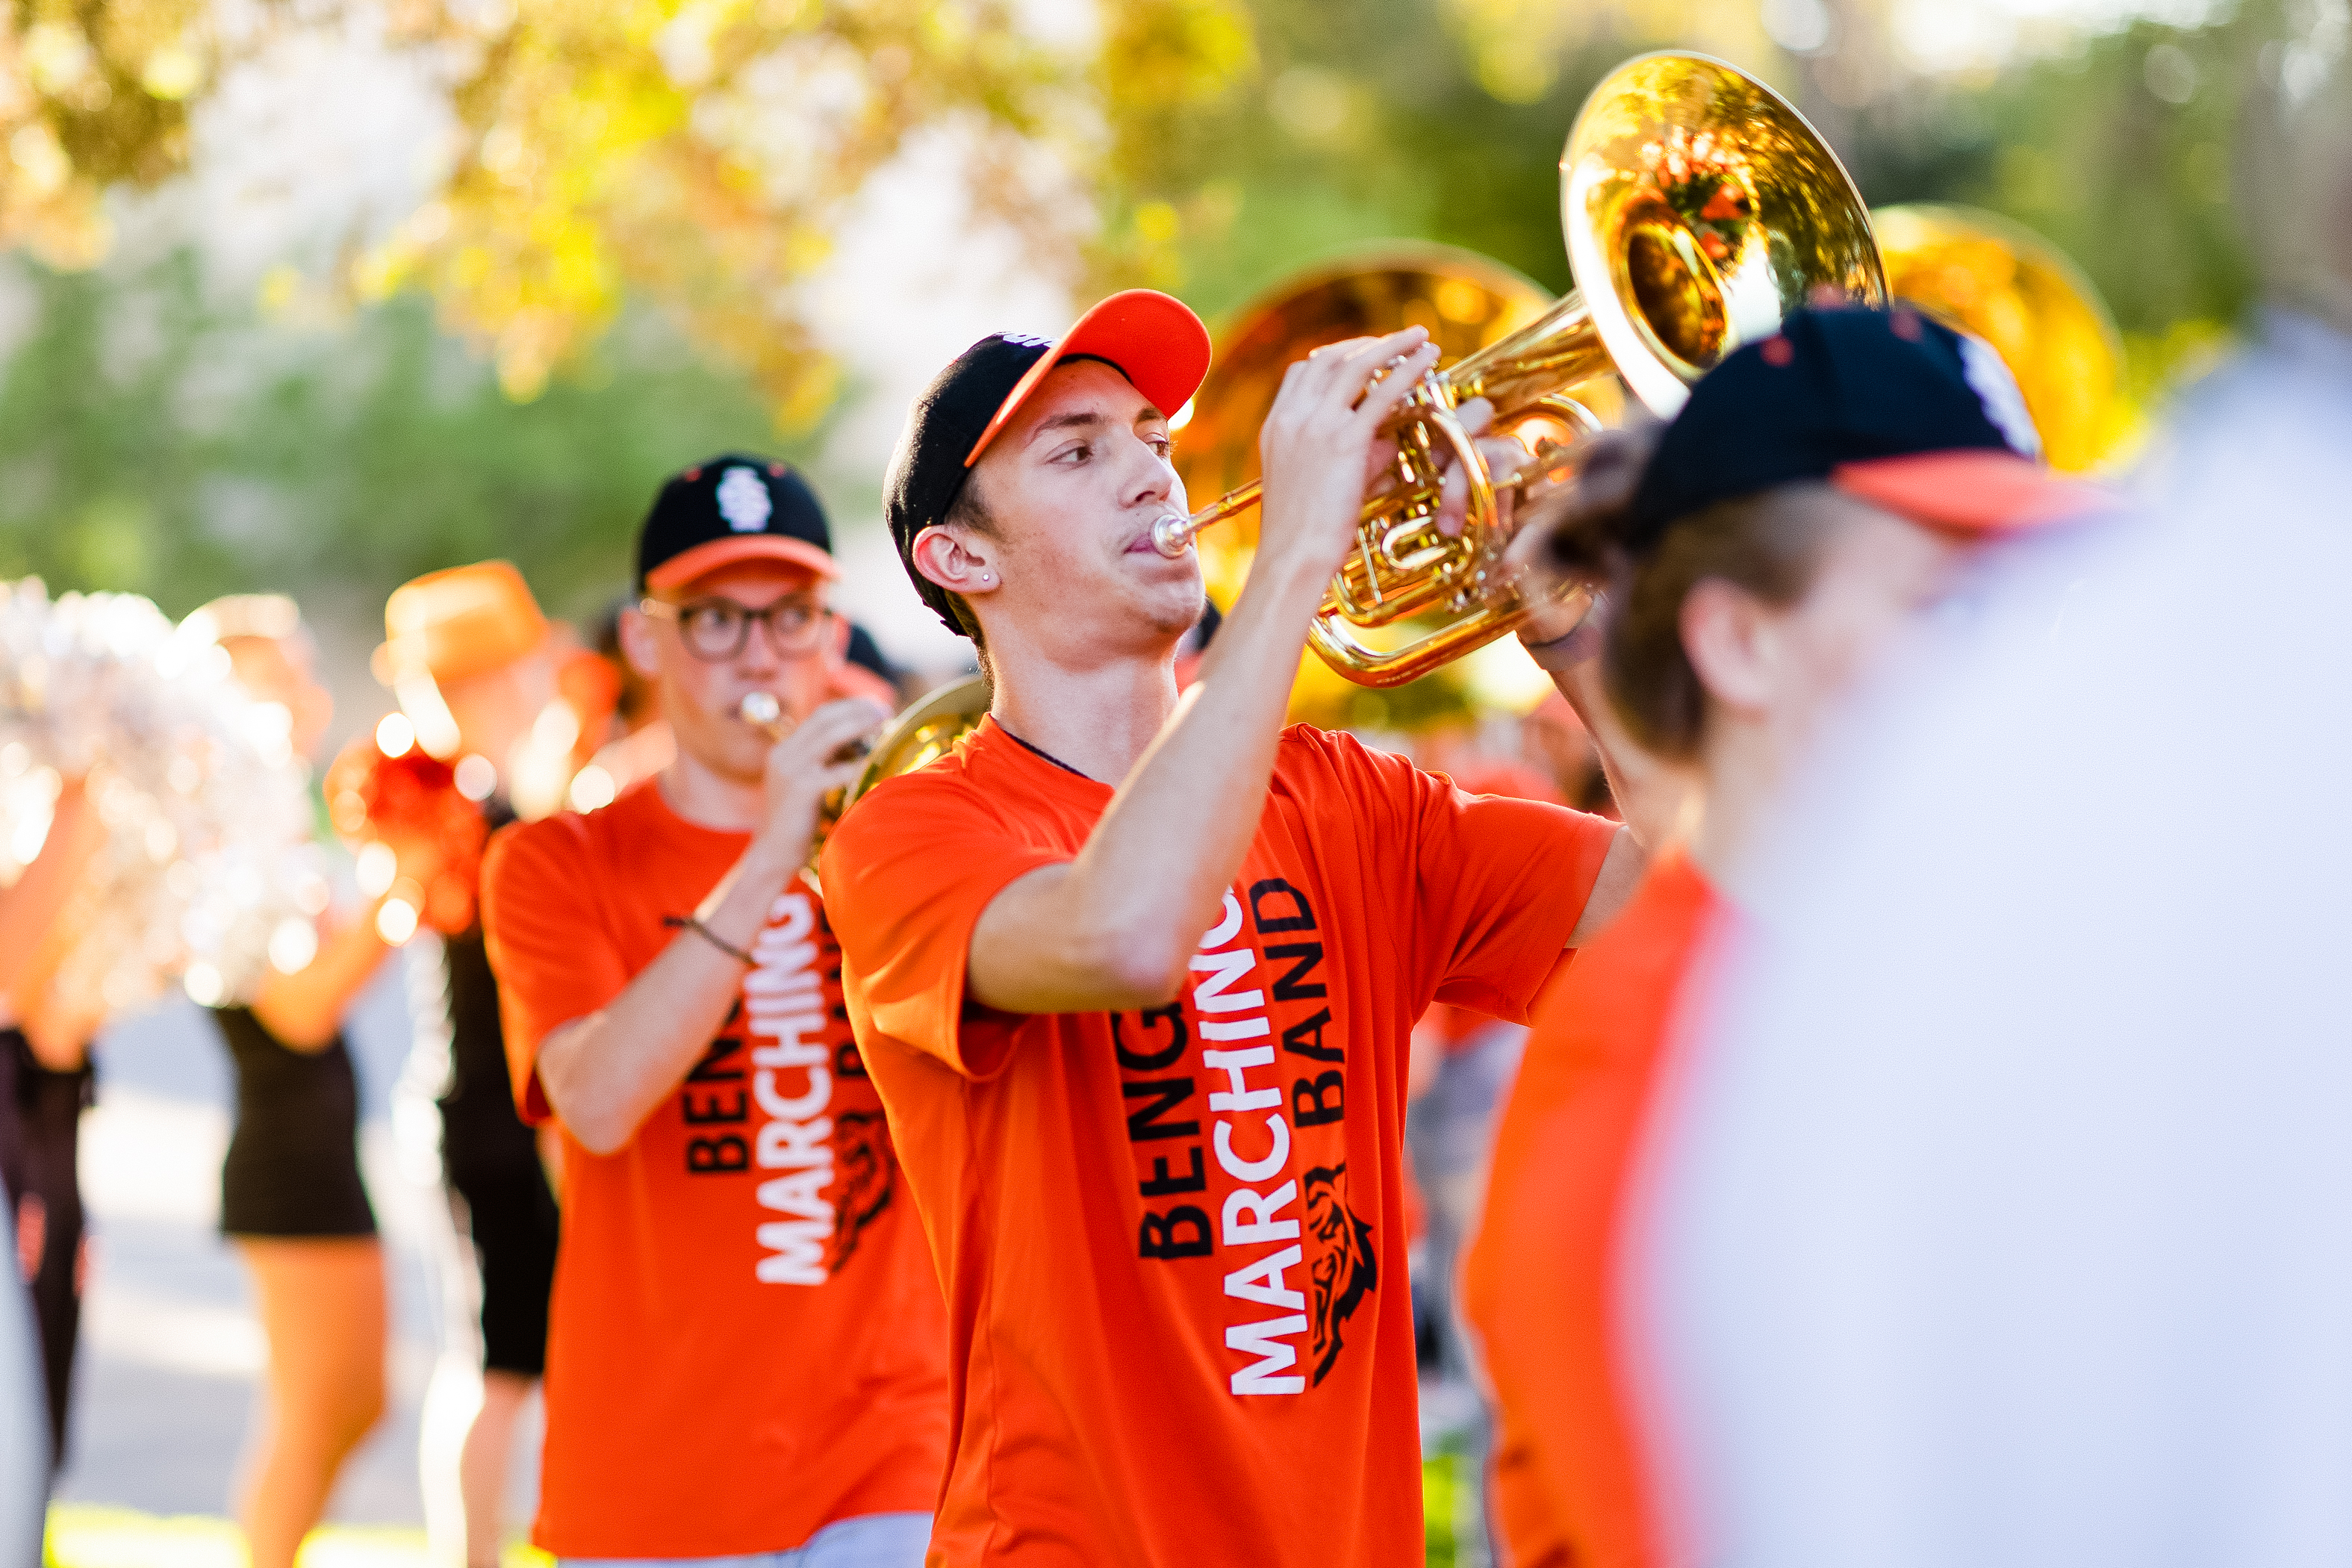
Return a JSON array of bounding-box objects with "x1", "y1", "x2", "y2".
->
[{"x1": 641, "y1": 595, "x2": 830, "y2": 661}]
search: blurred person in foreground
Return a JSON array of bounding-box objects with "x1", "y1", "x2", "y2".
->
[
  {"x1": 480, "y1": 458, "x2": 947, "y2": 1564},
  {"x1": 1460, "y1": 306, "x2": 2106, "y2": 1568},
  {"x1": 1635, "y1": 56, "x2": 2352, "y2": 1568},
  {"x1": 375, "y1": 562, "x2": 566, "y2": 1567},
  {"x1": 819, "y1": 292, "x2": 1646, "y2": 1567},
  {"x1": 187, "y1": 596, "x2": 452, "y2": 1568}
]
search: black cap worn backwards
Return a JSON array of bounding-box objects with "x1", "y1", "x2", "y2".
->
[
  {"x1": 1626, "y1": 305, "x2": 2047, "y2": 549},
  {"x1": 884, "y1": 335, "x2": 1054, "y2": 635},
  {"x1": 637, "y1": 454, "x2": 836, "y2": 595}
]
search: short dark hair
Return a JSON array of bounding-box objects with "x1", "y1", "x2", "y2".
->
[{"x1": 938, "y1": 471, "x2": 997, "y2": 655}]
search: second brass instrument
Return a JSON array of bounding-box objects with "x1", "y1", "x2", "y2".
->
[{"x1": 739, "y1": 679, "x2": 992, "y2": 873}]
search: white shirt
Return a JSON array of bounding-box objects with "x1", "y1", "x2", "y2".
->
[{"x1": 1641, "y1": 312, "x2": 2352, "y2": 1568}]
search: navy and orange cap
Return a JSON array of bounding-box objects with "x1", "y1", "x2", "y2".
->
[
  {"x1": 885, "y1": 290, "x2": 1213, "y2": 635},
  {"x1": 1627, "y1": 306, "x2": 2106, "y2": 549},
  {"x1": 638, "y1": 455, "x2": 836, "y2": 595}
]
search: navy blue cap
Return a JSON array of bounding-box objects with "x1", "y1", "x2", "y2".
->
[
  {"x1": 1626, "y1": 306, "x2": 2064, "y2": 546},
  {"x1": 638, "y1": 455, "x2": 834, "y2": 594}
]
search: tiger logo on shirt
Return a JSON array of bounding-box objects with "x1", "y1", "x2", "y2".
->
[
  {"x1": 1303, "y1": 1163, "x2": 1377, "y2": 1387},
  {"x1": 826, "y1": 1108, "x2": 897, "y2": 1272}
]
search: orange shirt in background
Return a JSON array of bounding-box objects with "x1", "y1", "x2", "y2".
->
[
  {"x1": 481, "y1": 782, "x2": 951, "y2": 1560},
  {"x1": 1460, "y1": 852, "x2": 1723, "y2": 1568},
  {"x1": 820, "y1": 719, "x2": 1621, "y2": 1568}
]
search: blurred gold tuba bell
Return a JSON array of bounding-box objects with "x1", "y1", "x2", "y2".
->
[
  {"x1": 1158, "y1": 52, "x2": 1885, "y2": 688},
  {"x1": 1873, "y1": 203, "x2": 2127, "y2": 473}
]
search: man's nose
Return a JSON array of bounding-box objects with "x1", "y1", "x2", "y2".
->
[
  {"x1": 735, "y1": 621, "x2": 786, "y2": 674},
  {"x1": 1121, "y1": 434, "x2": 1175, "y2": 510}
]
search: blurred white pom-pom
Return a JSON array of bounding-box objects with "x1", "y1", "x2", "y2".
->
[{"x1": 0, "y1": 579, "x2": 317, "y2": 1021}]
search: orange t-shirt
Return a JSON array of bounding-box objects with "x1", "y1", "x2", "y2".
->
[
  {"x1": 1460, "y1": 852, "x2": 1723, "y2": 1568},
  {"x1": 480, "y1": 782, "x2": 951, "y2": 1559},
  {"x1": 819, "y1": 718, "x2": 1621, "y2": 1568}
]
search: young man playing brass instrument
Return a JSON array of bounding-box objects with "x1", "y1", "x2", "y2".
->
[
  {"x1": 480, "y1": 458, "x2": 948, "y2": 1566},
  {"x1": 820, "y1": 291, "x2": 1649, "y2": 1567}
]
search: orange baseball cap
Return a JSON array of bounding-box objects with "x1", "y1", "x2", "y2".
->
[
  {"x1": 1830, "y1": 449, "x2": 2107, "y2": 538},
  {"x1": 884, "y1": 290, "x2": 1213, "y2": 635},
  {"x1": 961, "y1": 290, "x2": 1213, "y2": 467},
  {"x1": 372, "y1": 561, "x2": 550, "y2": 686}
]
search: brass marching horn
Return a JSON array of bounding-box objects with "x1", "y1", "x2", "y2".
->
[
  {"x1": 1873, "y1": 203, "x2": 2127, "y2": 473},
  {"x1": 1157, "y1": 52, "x2": 1885, "y2": 688},
  {"x1": 739, "y1": 677, "x2": 992, "y2": 873}
]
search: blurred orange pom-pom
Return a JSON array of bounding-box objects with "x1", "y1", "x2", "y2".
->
[{"x1": 324, "y1": 732, "x2": 490, "y2": 936}]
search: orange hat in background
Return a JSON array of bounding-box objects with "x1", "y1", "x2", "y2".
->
[{"x1": 372, "y1": 561, "x2": 550, "y2": 687}]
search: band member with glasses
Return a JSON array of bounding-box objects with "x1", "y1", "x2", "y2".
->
[
  {"x1": 817, "y1": 293, "x2": 1649, "y2": 1567},
  {"x1": 1460, "y1": 308, "x2": 2107, "y2": 1568},
  {"x1": 480, "y1": 456, "x2": 948, "y2": 1565}
]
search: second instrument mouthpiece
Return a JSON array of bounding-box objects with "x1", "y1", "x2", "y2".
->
[
  {"x1": 738, "y1": 691, "x2": 785, "y2": 736},
  {"x1": 1151, "y1": 514, "x2": 1195, "y2": 559}
]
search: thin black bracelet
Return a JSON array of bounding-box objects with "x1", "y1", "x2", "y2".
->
[
  {"x1": 1522, "y1": 591, "x2": 1605, "y2": 671},
  {"x1": 662, "y1": 914, "x2": 755, "y2": 966}
]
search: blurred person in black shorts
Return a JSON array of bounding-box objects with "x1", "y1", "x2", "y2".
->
[{"x1": 187, "y1": 594, "x2": 469, "y2": 1568}]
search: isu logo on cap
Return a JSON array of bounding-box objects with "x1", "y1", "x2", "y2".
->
[{"x1": 717, "y1": 466, "x2": 774, "y2": 533}]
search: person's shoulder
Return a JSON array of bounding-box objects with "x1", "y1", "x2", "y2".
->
[
  {"x1": 856, "y1": 732, "x2": 996, "y2": 818},
  {"x1": 1276, "y1": 721, "x2": 1377, "y2": 771},
  {"x1": 826, "y1": 731, "x2": 998, "y2": 865},
  {"x1": 1274, "y1": 721, "x2": 1419, "y2": 797},
  {"x1": 485, "y1": 783, "x2": 647, "y2": 889}
]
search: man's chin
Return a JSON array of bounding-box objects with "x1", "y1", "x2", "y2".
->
[{"x1": 1119, "y1": 561, "x2": 1207, "y2": 637}]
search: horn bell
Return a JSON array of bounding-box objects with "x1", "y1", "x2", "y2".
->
[{"x1": 1166, "y1": 52, "x2": 1887, "y2": 688}]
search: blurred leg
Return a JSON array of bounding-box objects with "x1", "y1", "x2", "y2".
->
[
  {"x1": 459, "y1": 1369, "x2": 535, "y2": 1567},
  {"x1": 446, "y1": 1150, "x2": 557, "y2": 1568},
  {"x1": 234, "y1": 1237, "x2": 389, "y2": 1568}
]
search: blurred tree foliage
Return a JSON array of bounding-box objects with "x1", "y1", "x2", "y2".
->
[
  {"x1": 366, "y1": 0, "x2": 1077, "y2": 421},
  {"x1": 1114, "y1": 0, "x2": 2292, "y2": 363},
  {"x1": 1936, "y1": 4, "x2": 2284, "y2": 397},
  {"x1": 0, "y1": 249, "x2": 791, "y2": 620},
  {"x1": 1104, "y1": 0, "x2": 1773, "y2": 315},
  {"x1": 0, "y1": 0, "x2": 211, "y2": 267},
  {"x1": 0, "y1": 0, "x2": 2324, "y2": 712},
  {"x1": 6, "y1": 0, "x2": 1256, "y2": 429}
]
